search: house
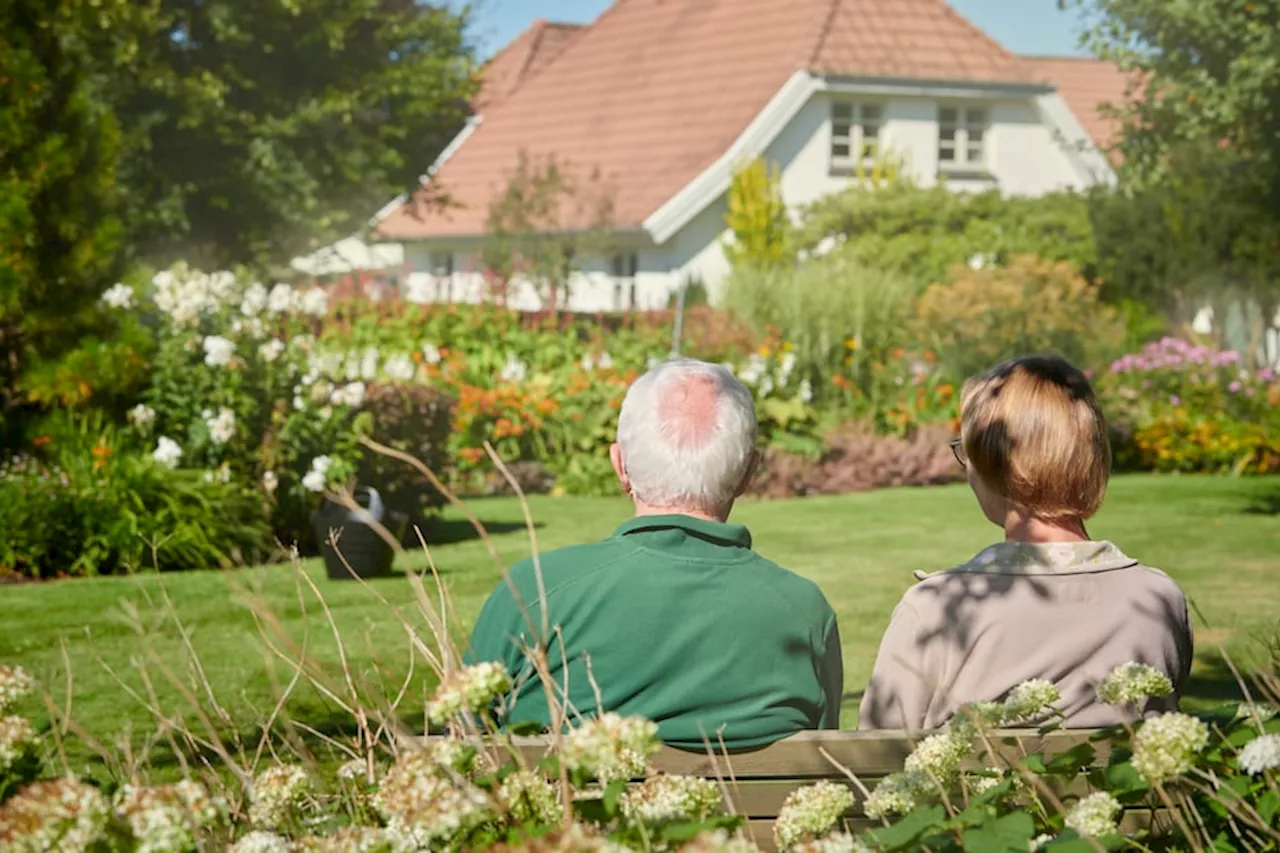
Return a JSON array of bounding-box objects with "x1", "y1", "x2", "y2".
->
[{"x1": 370, "y1": 0, "x2": 1130, "y2": 312}]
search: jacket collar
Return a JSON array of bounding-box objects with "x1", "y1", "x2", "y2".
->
[
  {"x1": 938, "y1": 540, "x2": 1140, "y2": 577},
  {"x1": 613, "y1": 514, "x2": 753, "y2": 550}
]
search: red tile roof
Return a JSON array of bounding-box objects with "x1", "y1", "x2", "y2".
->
[
  {"x1": 1026, "y1": 56, "x2": 1137, "y2": 153},
  {"x1": 474, "y1": 20, "x2": 583, "y2": 113},
  {"x1": 376, "y1": 0, "x2": 1053, "y2": 241}
]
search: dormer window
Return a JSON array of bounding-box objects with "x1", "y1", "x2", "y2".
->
[
  {"x1": 830, "y1": 102, "x2": 883, "y2": 174},
  {"x1": 938, "y1": 106, "x2": 989, "y2": 173}
]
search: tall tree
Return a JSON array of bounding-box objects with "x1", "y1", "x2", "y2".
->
[
  {"x1": 1067, "y1": 0, "x2": 1280, "y2": 347},
  {"x1": 112, "y1": 0, "x2": 478, "y2": 270},
  {"x1": 0, "y1": 0, "x2": 131, "y2": 421}
]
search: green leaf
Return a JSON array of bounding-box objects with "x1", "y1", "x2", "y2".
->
[
  {"x1": 867, "y1": 805, "x2": 947, "y2": 850},
  {"x1": 962, "y1": 811, "x2": 1034, "y2": 853},
  {"x1": 1046, "y1": 743, "x2": 1096, "y2": 775},
  {"x1": 602, "y1": 779, "x2": 627, "y2": 816}
]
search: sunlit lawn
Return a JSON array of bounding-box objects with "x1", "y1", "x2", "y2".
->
[{"x1": 2, "y1": 475, "x2": 1278, "y2": 775}]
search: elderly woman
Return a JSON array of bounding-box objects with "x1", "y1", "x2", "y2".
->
[{"x1": 859, "y1": 355, "x2": 1193, "y2": 730}]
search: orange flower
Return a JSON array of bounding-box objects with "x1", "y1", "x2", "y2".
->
[
  {"x1": 33, "y1": 435, "x2": 51, "y2": 447},
  {"x1": 91, "y1": 443, "x2": 112, "y2": 471}
]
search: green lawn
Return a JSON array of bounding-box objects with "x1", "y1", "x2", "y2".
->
[{"x1": 3, "y1": 475, "x2": 1279, "y2": 775}]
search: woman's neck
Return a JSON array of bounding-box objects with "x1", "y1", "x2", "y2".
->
[{"x1": 1003, "y1": 510, "x2": 1089, "y2": 544}]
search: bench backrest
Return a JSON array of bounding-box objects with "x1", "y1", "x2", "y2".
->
[{"x1": 435, "y1": 730, "x2": 1152, "y2": 851}]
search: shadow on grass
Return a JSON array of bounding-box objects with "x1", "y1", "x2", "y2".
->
[
  {"x1": 410, "y1": 517, "x2": 541, "y2": 547},
  {"x1": 1243, "y1": 483, "x2": 1280, "y2": 516},
  {"x1": 1183, "y1": 652, "x2": 1247, "y2": 709}
]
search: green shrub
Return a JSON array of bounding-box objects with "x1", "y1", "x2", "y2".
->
[
  {"x1": 793, "y1": 181, "x2": 1098, "y2": 289},
  {"x1": 0, "y1": 413, "x2": 270, "y2": 579},
  {"x1": 913, "y1": 255, "x2": 1127, "y2": 380},
  {"x1": 724, "y1": 247, "x2": 921, "y2": 389},
  {"x1": 359, "y1": 382, "x2": 453, "y2": 523}
]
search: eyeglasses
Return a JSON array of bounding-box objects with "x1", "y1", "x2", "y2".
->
[{"x1": 949, "y1": 438, "x2": 966, "y2": 469}]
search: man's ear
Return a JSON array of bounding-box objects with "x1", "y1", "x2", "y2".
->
[
  {"x1": 609, "y1": 443, "x2": 631, "y2": 495},
  {"x1": 733, "y1": 449, "x2": 761, "y2": 498}
]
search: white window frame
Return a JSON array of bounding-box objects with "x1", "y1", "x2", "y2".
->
[
  {"x1": 830, "y1": 101, "x2": 885, "y2": 174},
  {"x1": 937, "y1": 105, "x2": 990, "y2": 174},
  {"x1": 611, "y1": 252, "x2": 638, "y2": 311}
]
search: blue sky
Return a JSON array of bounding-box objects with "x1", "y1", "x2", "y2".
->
[{"x1": 460, "y1": 0, "x2": 1091, "y2": 60}]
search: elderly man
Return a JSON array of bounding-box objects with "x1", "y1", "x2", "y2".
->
[{"x1": 466, "y1": 357, "x2": 842, "y2": 749}]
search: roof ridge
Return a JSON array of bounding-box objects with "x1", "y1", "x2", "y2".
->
[
  {"x1": 934, "y1": 0, "x2": 1018, "y2": 63},
  {"x1": 806, "y1": 0, "x2": 844, "y2": 69}
]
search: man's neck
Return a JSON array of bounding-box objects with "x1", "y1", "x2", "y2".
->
[{"x1": 632, "y1": 500, "x2": 729, "y2": 524}]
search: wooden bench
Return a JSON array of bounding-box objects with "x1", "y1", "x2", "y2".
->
[{"x1": 436, "y1": 730, "x2": 1161, "y2": 851}]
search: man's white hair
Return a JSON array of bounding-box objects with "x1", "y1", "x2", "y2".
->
[{"x1": 616, "y1": 357, "x2": 757, "y2": 512}]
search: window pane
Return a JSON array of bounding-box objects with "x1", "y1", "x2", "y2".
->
[
  {"x1": 832, "y1": 102, "x2": 853, "y2": 120},
  {"x1": 966, "y1": 142, "x2": 984, "y2": 162},
  {"x1": 832, "y1": 121, "x2": 851, "y2": 140},
  {"x1": 861, "y1": 104, "x2": 883, "y2": 122},
  {"x1": 939, "y1": 107, "x2": 958, "y2": 125},
  {"x1": 832, "y1": 142, "x2": 851, "y2": 157},
  {"x1": 864, "y1": 123, "x2": 880, "y2": 139},
  {"x1": 968, "y1": 126, "x2": 985, "y2": 144},
  {"x1": 939, "y1": 125, "x2": 956, "y2": 142},
  {"x1": 966, "y1": 108, "x2": 988, "y2": 128}
]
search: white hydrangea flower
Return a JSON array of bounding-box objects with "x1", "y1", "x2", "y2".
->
[
  {"x1": 300, "y1": 287, "x2": 329, "y2": 318},
  {"x1": 738, "y1": 353, "x2": 767, "y2": 387},
  {"x1": 1096, "y1": 662, "x2": 1173, "y2": 706},
  {"x1": 230, "y1": 830, "x2": 291, "y2": 853},
  {"x1": 678, "y1": 829, "x2": 765, "y2": 853},
  {"x1": 798, "y1": 378, "x2": 814, "y2": 403},
  {"x1": 903, "y1": 725, "x2": 972, "y2": 785},
  {"x1": 774, "y1": 781, "x2": 855, "y2": 849},
  {"x1": 240, "y1": 283, "x2": 268, "y2": 316},
  {"x1": 1030, "y1": 834, "x2": 1055, "y2": 851},
  {"x1": 862, "y1": 771, "x2": 925, "y2": 820},
  {"x1": 562, "y1": 713, "x2": 661, "y2": 783},
  {"x1": 244, "y1": 317, "x2": 266, "y2": 339},
  {"x1": 153, "y1": 437, "x2": 183, "y2": 469},
  {"x1": 778, "y1": 351, "x2": 797, "y2": 381},
  {"x1": 360, "y1": 347, "x2": 379, "y2": 381},
  {"x1": 372, "y1": 752, "x2": 493, "y2": 847},
  {"x1": 792, "y1": 832, "x2": 872, "y2": 853},
  {"x1": 302, "y1": 456, "x2": 332, "y2": 493},
  {"x1": 331, "y1": 381, "x2": 366, "y2": 409},
  {"x1": 426, "y1": 663, "x2": 512, "y2": 724},
  {"x1": 499, "y1": 353, "x2": 527, "y2": 383},
  {"x1": 267, "y1": 284, "x2": 295, "y2": 315},
  {"x1": 598, "y1": 351, "x2": 614, "y2": 370},
  {"x1": 581, "y1": 353, "x2": 596, "y2": 372},
  {"x1": 382, "y1": 354, "x2": 415, "y2": 382},
  {"x1": 336, "y1": 758, "x2": 371, "y2": 784},
  {"x1": 1002, "y1": 679, "x2": 1061, "y2": 724},
  {"x1": 0, "y1": 715, "x2": 37, "y2": 773},
  {"x1": 202, "y1": 464, "x2": 231, "y2": 485},
  {"x1": 427, "y1": 737, "x2": 476, "y2": 775},
  {"x1": 421, "y1": 343, "x2": 442, "y2": 365},
  {"x1": 202, "y1": 335, "x2": 235, "y2": 367},
  {"x1": 962, "y1": 768, "x2": 1007, "y2": 798},
  {"x1": 115, "y1": 779, "x2": 223, "y2": 853},
  {"x1": 498, "y1": 770, "x2": 563, "y2": 825},
  {"x1": 101, "y1": 283, "x2": 135, "y2": 309},
  {"x1": 1238, "y1": 733, "x2": 1280, "y2": 776},
  {"x1": 204, "y1": 407, "x2": 236, "y2": 445},
  {"x1": 1131, "y1": 712, "x2": 1209, "y2": 785},
  {"x1": 261, "y1": 471, "x2": 278, "y2": 495},
  {"x1": 621, "y1": 774, "x2": 721, "y2": 825},
  {"x1": 0, "y1": 665, "x2": 35, "y2": 712},
  {"x1": 405, "y1": 279, "x2": 433, "y2": 305},
  {"x1": 1234, "y1": 702, "x2": 1277, "y2": 723},
  {"x1": 258, "y1": 339, "x2": 286, "y2": 363},
  {"x1": 1064, "y1": 791, "x2": 1121, "y2": 838},
  {"x1": 248, "y1": 764, "x2": 309, "y2": 828},
  {"x1": 0, "y1": 777, "x2": 111, "y2": 851},
  {"x1": 128, "y1": 404, "x2": 157, "y2": 428},
  {"x1": 153, "y1": 267, "x2": 219, "y2": 327},
  {"x1": 207, "y1": 271, "x2": 236, "y2": 299}
]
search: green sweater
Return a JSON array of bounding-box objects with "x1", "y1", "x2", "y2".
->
[{"x1": 465, "y1": 514, "x2": 843, "y2": 750}]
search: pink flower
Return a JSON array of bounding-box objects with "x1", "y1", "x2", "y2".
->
[
  {"x1": 1229, "y1": 381, "x2": 1242, "y2": 393},
  {"x1": 1170, "y1": 396, "x2": 1181, "y2": 406}
]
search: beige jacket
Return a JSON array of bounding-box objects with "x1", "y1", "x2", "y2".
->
[{"x1": 859, "y1": 541, "x2": 1193, "y2": 730}]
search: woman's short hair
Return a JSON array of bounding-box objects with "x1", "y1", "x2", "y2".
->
[{"x1": 960, "y1": 355, "x2": 1111, "y2": 520}]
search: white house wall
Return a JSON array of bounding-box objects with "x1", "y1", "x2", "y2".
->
[{"x1": 403, "y1": 243, "x2": 681, "y2": 313}]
